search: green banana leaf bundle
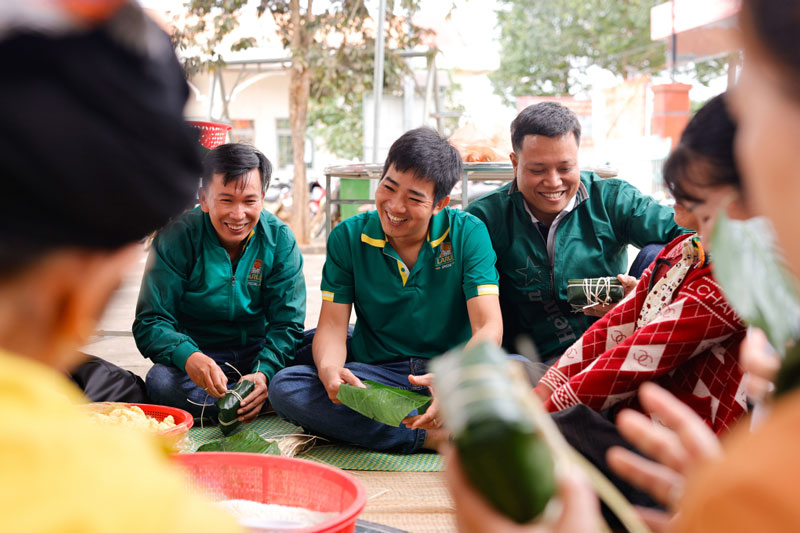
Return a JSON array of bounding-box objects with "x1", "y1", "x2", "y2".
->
[
  {"x1": 337, "y1": 380, "x2": 432, "y2": 427},
  {"x1": 711, "y1": 213, "x2": 800, "y2": 357},
  {"x1": 566, "y1": 277, "x2": 624, "y2": 312},
  {"x1": 197, "y1": 429, "x2": 281, "y2": 455},
  {"x1": 432, "y1": 342, "x2": 555, "y2": 524},
  {"x1": 216, "y1": 379, "x2": 255, "y2": 436}
]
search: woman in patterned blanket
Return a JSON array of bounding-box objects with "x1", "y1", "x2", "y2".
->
[{"x1": 533, "y1": 93, "x2": 750, "y2": 513}]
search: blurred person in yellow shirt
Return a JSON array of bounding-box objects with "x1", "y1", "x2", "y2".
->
[{"x1": 0, "y1": 2, "x2": 238, "y2": 531}]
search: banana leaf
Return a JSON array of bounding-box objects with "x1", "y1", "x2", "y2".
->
[
  {"x1": 432, "y1": 342, "x2": 556, "y2": 523},
  {"x1": 711, "y1": 213, "x2": 800, "y2": 355},
  {"x1": 566, "y1": 277, "x2": 624, "y2": 311},
  {"x1": 336, "y1": 380, "x2": 432, "y2": 427},
  {"x1": 216, "y1": 379, "x2": 255, "y2": 436},
  {"x1": 433, "y1": 342, "x2": 649, "y2": 532},
  {"x1": 775, "y1": 342, "x2": 800, "y2": 397},
  {"x1": 197, "y1": 429, "x2": 281, "y2": 454}
]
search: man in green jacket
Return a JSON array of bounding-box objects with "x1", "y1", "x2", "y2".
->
[
  {"x1": 467, "y1": 102, "x2": 686, "y2": 362},
  {"x1": 133, "y1": 144, "x2": 306, "y2": 422}
]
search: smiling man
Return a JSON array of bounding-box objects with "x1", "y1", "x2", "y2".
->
[
  {"x1": 268, "y1": 128, "x2": 503, "y2": 454},
  {"x1": 133, "y1": 143, "x2": 306, "y2": 422},
  {"x1": 467, "y1": 102, "x2": 685, "y2": 362}
]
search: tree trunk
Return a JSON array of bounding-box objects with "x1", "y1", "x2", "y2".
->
[
  {"x1": 288, "y1": 64, "x2": 311, "y2": 245},
  {"x1": 288, "y1": 0, "x2": 310, "y2": 245}
]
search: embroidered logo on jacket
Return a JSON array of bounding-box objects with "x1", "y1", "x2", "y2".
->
[
  {"x1": 435, "y1": 241, "x2": 454, "y2": 270},
  {"x1": 248, "y1": 259, "x2": 263, "y2": 286}
]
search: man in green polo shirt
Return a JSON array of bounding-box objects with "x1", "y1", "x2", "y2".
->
[
  {"x1": 466, "y1": 102, "x2": 686, "y2": 362},
  {"x1": 269, "y1": 128, "x2": 502, "y2": 454}
]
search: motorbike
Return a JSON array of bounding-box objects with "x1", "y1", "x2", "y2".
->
[{"x1": 263, "y1": 178, "x2": 335, "y2": 239}]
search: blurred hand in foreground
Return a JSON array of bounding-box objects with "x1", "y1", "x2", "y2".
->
[
  {"x1": 443, "y1": 445, "x2": 600, "y2": 533},
  {"x1": 607, "y1": 382, "x2": 722, "y2": 531},
  {"x1": 740, "y1": 328, "x2": 779, "y2": 402}
]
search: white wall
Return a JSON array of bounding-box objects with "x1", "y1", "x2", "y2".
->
[
  {"x1": 186, "y1": 69, "x2": 289, "y2": 168},
  {"x1": 187, "y1": 68, "x2": 349, "y2": 184}
]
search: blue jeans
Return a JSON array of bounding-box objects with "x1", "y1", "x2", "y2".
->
[
  {"x1": 629, "y1": 243, "x2": 665, "y2": 279},
  {"x1": 269, "y1": 357, "x2": 431, "y2": 454},
  {"x1": 145, "y1": 340, "x2": 268, "y2": 419},
  {"x1": 293, "y1": 327, "x2": 354, "y2": 366}
]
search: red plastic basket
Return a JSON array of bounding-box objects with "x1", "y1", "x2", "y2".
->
[
  {"x1": 128, "y1": 403, "x2": 194, "y2": 438},
  {"x1": 174, "y1": 453, "x2": 367, "y2": 533},
  {"x1": 188, "y1": 120, "x2": 232, "y2": 149},
  {"x1": 85, "y1": 402, "x2": 193, "y2": 439}
]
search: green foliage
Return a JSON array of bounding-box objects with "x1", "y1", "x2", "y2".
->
[
  {"x1": 491, "y1": 0, "x2": 725, "y2": 100},
  {"x1": 171, "y1": 0, "x2": 252, "y2": 77},
  {"x1": 308, "y1": 97, "x2": 364, "y2": 160},
  {"x1": 711, "y1": 212, "x2": 800, "y2": 356},
  {"x1": 337, "y1": 380, "x2": 432, "y2": 427},
  {"x1": 684, "y1": 57, "x2": 728, "y2": 86},
  {"x1": 175, "y1": 0, "x2": 427, "y2": 159}
]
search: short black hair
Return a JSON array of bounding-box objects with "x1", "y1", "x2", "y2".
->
[
  {"x1": 381, "y1": 127, "x2": 462, "y2": 204},
  {"x1": 510, "y1": 102, "x2": 582, "y2": 152},
  {"x1": 663, "y1": 94, "x2": 740, "y2": 204},
  {"x1": 202, "y1": 143, "x2": 272, "y2": 192},
  {"x1": 0, "y1": 9, "x2": 200, "y2": 279}
]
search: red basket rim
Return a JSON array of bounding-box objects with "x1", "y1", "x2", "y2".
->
[
  {"x1": 175, "y1": 452, "x2": 367, "y2": 533},
  {"x1": 88, "y1": 402, "x2": 193, "y2": 436},
  {"x1": 129, "y1": 403, "x2": 193, "y2": 436},
  {"x1": 187, "y1": 120, "x2": 232, "y2": 131}
]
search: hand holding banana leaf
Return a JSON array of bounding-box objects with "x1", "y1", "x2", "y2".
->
[
  {"x1": 337, "y1": 380, "x2": 432, "y2": 427},
  {"x1": 402, "y1": 373, "x2": 442, "y2": 430},
  {"x1": 318, "y1": 365, "x2": 365, "y2": 404},
  {"x1": 434, "y1": 342, "x2": 650, "y2": 531},
  {"x1": 444, "y1": 448, "x2": 600, "y2": 533},
  {"x1": 237, "y1": 372, "x2": 268, "y2": 423}
]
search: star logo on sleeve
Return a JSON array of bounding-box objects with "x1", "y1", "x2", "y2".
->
[{"x1": 515, "y1": 256, "x2": 545, "y2": 286}]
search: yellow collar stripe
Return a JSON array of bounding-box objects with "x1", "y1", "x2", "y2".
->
[
  {"x1": 361, "y1": 234, "x2": 386, "y2": 248},
  {"x1": 240, "y1": 229, "x2": 256, "y2": 253},
  {"x1": 397, "y1": 260, "x2": 409, "y2": 286},
  {"x1": 429, "y1": 227, "x2": 450, "y2": 248},
  {"x1": 321, "y1": 290, "x2": 334, "y2": 302},
  {"x1": 476, "y1": 284, "x2": 499, "y2": 296}
]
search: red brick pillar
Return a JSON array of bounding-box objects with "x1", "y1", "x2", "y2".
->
[{"x1": 651, "y1": 83, "x2": 692, "y2": 147}]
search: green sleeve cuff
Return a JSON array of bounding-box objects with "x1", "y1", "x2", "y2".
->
[
  {"x1": 253, "y1": 354, "x2": 280, "y2": 383},
  {"x1": 320, "y1": 287, "x2": 354, "y2": 304},
  {"x1": 171, "y1": 341, "x2": 200, "y2": 371},
  {"x1": 254, "y1": 362, "x2": 278, "y2": 383}
]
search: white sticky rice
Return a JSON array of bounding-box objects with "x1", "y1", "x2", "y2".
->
[{"x1": 217, "y1": 499, "x2": 335, "y2": 530}]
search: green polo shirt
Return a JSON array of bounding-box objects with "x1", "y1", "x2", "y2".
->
[{"x1": 321, "y1": 207, "x2": 499, "y2": 364}]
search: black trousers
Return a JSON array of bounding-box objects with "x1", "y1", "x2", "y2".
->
[
  {"x1": 552, "y1": 404, "x2": 662, "y2": 528},
  {"x1": 68, "y1": 353, "x2": 149, "y2": 403}
]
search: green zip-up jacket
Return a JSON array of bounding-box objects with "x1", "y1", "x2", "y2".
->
[
  {"x1": 133, "y1": 207, "x2": 306, "y2": 381},
  {"x1": 466, "y1": 171, "x2": 686, "y2": 360}
]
